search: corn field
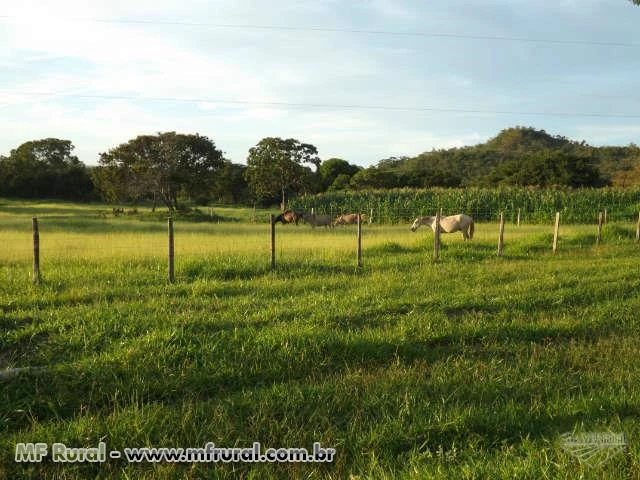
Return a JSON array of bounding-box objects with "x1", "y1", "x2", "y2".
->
[{"x1": 289, "y1": 188, "x2": 640, "y2": 224}]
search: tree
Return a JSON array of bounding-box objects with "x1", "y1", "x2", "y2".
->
[
  {"x1": 487, "y1": 150, "x2": 603, "y2": 187},
  {"x1": 244, "y1": 137, "x2": 319, "y2": 209},
  {"x1": 349, "y1": 167, "x2": 399, "y2": 190},
  {"x1": 328, "y1": 173, "x2": 353, "y2": 191},
  {"x1": 318, "y1": 158, "x2": 360, "y2": 190},
  {"x1": 95, "y1": 132, "x2": 225, "y2": 211},
  {"x1": 612, "y1": 158, "x2": 640, "y2": 187},
  {"x1": 210, "y1": 161, "x2": 250, "y2": 203},
  {"x1": 0, "y1": 138, "x2": 93, "y2": 199}
]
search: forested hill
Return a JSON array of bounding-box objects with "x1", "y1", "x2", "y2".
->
[{"x1": 365, "y1": 127, "x2": 640, "y2": 189}]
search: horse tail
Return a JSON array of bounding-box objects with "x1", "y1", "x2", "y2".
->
[{"x1": 469, "y1": 219, "x2": 474, "y2": 240}]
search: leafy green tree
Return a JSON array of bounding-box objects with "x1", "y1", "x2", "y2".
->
[
  {"x1": 488, "y1": 150, "x2": 602, "y2": 187},
  {"x1": 318, "y1": 158, "x2": 361, "y2": 190},
  {"x1": 210, "y1": 161, "x2": 250, "y2": 203},
  {"x1": 328, "y1": 173, "x2": 353, "y2": 191},
  {"x1": 244, "y1": 137, "x2": 319, "y2": 209},
  {"x1": 349, "y1": 167, "x2": 399, "y2": 190},
  {"x1": 95, "y1": 132, "x2": 225, "y2": 211},
  {"x1": 0, "y1": 138, "x2": 93, "y2": 199}
]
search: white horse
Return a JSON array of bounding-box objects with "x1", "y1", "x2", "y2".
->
[{"x1": 410, "y1": 214, "x2": 474, "y2": 240}]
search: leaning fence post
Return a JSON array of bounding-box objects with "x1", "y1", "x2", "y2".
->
[
  {"x1": 167, "y1": 217, "x2": 175, "y2": 283},
  {"x1": 497, "y1": 212, "x2": 505, "y2": 256},
  {"x1": 434, "y1": 210, "x2": 441, "y2": 262},
  {"x1": 32, "y1": 217, "x2": 40, "y2": 285},
  {"x1": 636, "y1": 212, "x2": 640, "y2": 243},
  {"x1": 357, "y1": 213, "x2": 363, "y2": 268},
  {"x1": 552, "y1": 212, "x2": 560, "y2": 254},
  {"x1": 596, "y1": 212, "x2": 603, "y2": 245},
  {"x1": 270, "y1": 214, "x2": 276, "y2": 270}
]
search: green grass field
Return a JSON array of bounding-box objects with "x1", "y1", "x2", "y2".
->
[{"x1": 2, "y1": 199, "x2": 640, "y2": 479}]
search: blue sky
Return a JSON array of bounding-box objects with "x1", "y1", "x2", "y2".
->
[{"x1": 1, "y1": 0, "x2": 639, "y2": 167}]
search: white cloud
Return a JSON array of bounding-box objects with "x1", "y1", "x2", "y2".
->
[
  {"x1": 571, "y1": 124, "x2": 640, "y2": 146},
  {"x1": 1, "y1": 0, "x2": 639, "y2": 167}
]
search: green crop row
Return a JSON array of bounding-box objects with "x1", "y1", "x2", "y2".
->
[{"x1": 289, "y1": 188, "x2": 640, "y2": 224}]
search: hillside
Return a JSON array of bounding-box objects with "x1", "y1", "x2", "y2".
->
[{"x1": 371, "y1": 127, "x2": 640, "y2": 188}]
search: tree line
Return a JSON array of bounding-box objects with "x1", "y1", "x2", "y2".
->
[{"x1": 1, "y1": 127, "x2": 640, "y2": 209}]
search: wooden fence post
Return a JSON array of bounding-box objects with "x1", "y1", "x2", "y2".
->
[
  {"x1": 516, "y1": 208, "x2": 521, "y2": 226},
  {"x1": 357, "y1": 213, "x2": 363, "y2": 268},
  {"x1": 497, "y1": 212, "x2": 505, "y2": 256},
  {"x1": 552, "y1": 212, "x2": 560, "y2": 254},
  {"x1": 270, "y1": 214, "x2": 276, "y2": 270},
  {"x1": 167, "y1": 217, "x2": 175, "y2": 283},
  {"x1": 32, "y1": 217, "x2": 40, "y2": 285},
  {"x1": 596, "y1": 212, "x2": 603, "y2": 245},
  {"x1": 636, "y1": 212, "x2": 640, "y2": 243},
  {"x1": 604, "y1": 209, "x2": 608, "y2": 225},
  {"x1": 434, "y1": 210, "x2": 441, "y2": 262}
]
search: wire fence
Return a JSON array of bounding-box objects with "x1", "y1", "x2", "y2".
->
[{"x1": 2, "y1": 206, "x2": 640, "y2": 286}]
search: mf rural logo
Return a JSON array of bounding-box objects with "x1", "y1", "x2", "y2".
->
[{"x1": 560, "y1": 431, "x2": 627, "y2": 468}]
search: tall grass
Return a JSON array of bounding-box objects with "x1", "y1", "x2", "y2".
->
[
  {"x1": 290, "y1": 187, "x2": 640, "y2": 224},
  {"x1": 1, "y1": 200, "x2": 640, "y2": 479}
]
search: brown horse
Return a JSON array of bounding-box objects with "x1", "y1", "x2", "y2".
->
[
  {"x1": 273, "y1": 210, "x2": 303, "y2": 225},
  {"x1": 334, "y1": 213, "x2": 368, "y2": 225}
]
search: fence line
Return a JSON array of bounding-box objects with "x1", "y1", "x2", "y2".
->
[
  {"x1": 270, "y1": 214, "x2": 276, "y2": 270},
  {"x1": 357, "y1": 214, "x2": 363, "y2": 268},
  {"x1": 19, "y1": 209, "x2": 640, "y2": 284},
  {"x1": 168, "y1": 217, "x2": 175, "y2": 283},
  {"x1": 32, "y1": 217, "x2": 40, "y2": 285},
  {"x1": 596, "y1": 212, "x2": 603, "y2": 246},
  {"x1": 552, "y1": 212, "x2": 560, "y2": 254},
  {"x1": 497, "y1": 212, "x2": 505, "y2": 256},
  {"x1": 433, "y1": 210, "x2": 441, "y2": 262}
]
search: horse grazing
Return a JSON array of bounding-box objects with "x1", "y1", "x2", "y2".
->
[
  {"x1": 273, "y1": 210, "x2": 303, "y2": 225},
  {"x1": 410, "y1": 214, "x2": 474, "y2": 240},
  {"x1": 302, "y1": 213, "x2": 333, "y2": 228},
  {"x1": 334, "y1": 213, "x2": 368, "y2": 225}
]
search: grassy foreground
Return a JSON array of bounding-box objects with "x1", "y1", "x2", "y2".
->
[{"x1": 1, "y1": 200, "x2": 640, "y2": 479}]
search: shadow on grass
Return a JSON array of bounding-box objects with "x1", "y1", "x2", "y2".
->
[
  {"x1": 3, "y1": 312, "x2": 630, "y2": 431},
  {"x1": 183, "y1": 259, "x2": 365, "y2": 281},
  {"x1": 365, "y1": 242, "x2": 422, "y2": 255}
]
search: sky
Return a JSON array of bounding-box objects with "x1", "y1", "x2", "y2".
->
[{"x1": 1, "y1": 0, "x2": 639, "y2": 167}]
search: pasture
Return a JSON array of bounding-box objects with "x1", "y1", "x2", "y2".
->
[{"x1": 1, "y1": 199, "x2": 640, "y2": 479}]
